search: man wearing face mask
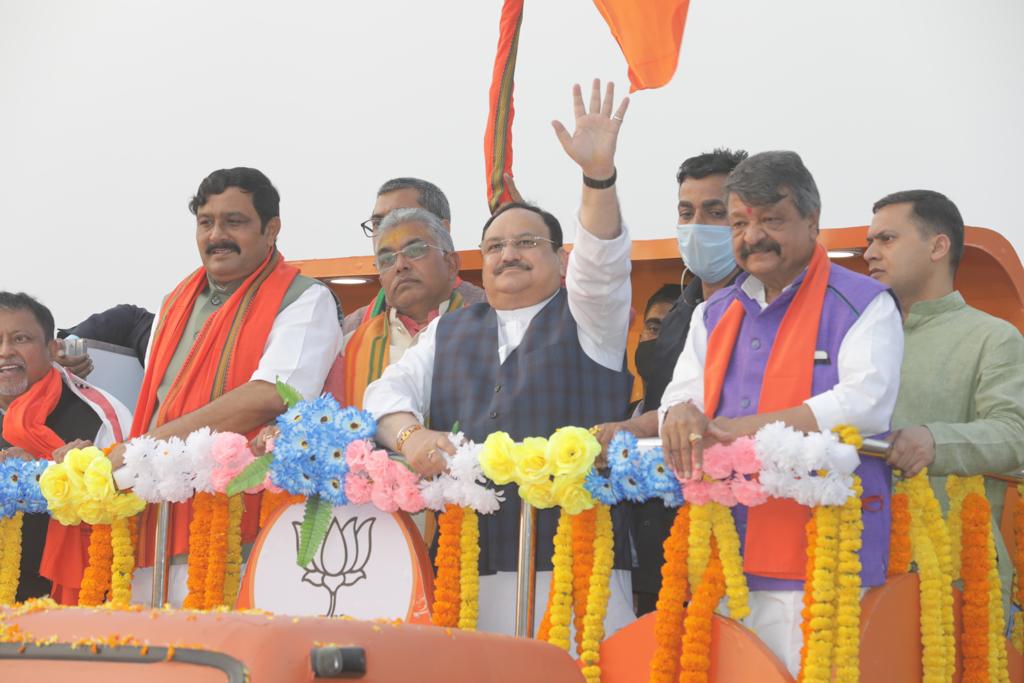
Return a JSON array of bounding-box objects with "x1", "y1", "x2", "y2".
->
[{"x1": 595, "y1": 148, "x2": 746, "y2": 615}]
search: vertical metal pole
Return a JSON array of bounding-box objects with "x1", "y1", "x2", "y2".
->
[
  {"x1": 150, "y1": 501, "x2": 171, "y2": 608},
  {"x1": 514, "y1": 500, "x2": 537, "y2": 638}
]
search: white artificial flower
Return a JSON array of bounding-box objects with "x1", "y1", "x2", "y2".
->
[
  {"x1": 154, "y1": 436, "x2": 194, "y2": 503},
  {"x1": 817, "y1": 471, "x2": 855, "y2": 506},
  {"x1": 823, "y1": 442, "x2": 860, "y2": 476},
  {"x1": 186, "y1": 427, "x2": 217, "y2": 494},
  {"x1": 801, "y1": 431, "x2": 833, "y2": 472},
  {"x1": 122, "y1": 435, "x2": 159, "y2": 502},
  {"x1": 418, "y1": 477, "x2": 447, "y2": 511}
]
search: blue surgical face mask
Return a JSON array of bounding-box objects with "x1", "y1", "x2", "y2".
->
[{"x1": 675, "y1": 223, "x2": 736, "y2": 284}]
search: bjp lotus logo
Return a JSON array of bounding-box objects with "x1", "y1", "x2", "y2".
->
[{"x1": 292, "y1": 516, "x2": 376, "y2": 617}]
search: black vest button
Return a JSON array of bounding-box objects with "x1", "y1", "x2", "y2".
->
[
  {"x1": 494, "y1": 384, "x2": 502, "y2": 393},
  {"x1": 489, "y1": 411, "x2": 499, "y2": 419}
]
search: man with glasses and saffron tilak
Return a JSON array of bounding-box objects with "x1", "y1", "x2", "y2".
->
[
  {"x1": 364, "y1": 79, "x2": 636, "y2": 635},
  {"x1": 342, "y1": 179, "x2": 485, "y2": 408}
]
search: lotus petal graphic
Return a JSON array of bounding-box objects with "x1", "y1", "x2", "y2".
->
[{"x1": 293, "y1": 515, "x2": 375, "y2": 616}]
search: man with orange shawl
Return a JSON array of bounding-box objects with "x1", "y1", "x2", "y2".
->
[
  {"x1": 108, "y1": 167, "x2": 343, "y2": 605},
  {"x1": 0, "y1": 291, "x2": 132, "y2": 604},
  {"x1": 343, "y1": 178, "x2": 484, "y2": 408},
  {"x1": 659, "y1": 151, "x2": 904, "y2": 675}
]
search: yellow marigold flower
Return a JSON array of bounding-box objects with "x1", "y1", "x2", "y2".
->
[
  {"x1": 479, "y1": 432, "x2": 517, "y2": 485},
  {"x1": 546, "y1": 427, "x2": 600, "y2": 479},
  {"x1": 40, "y1": 464, "x2": 74, "y2": 507},
  {"x1": 83, "y1": 457, "x2": 115, "y2": 501},
  {"x1": 515, "y1": 438, "x2": 552, "y2": 483}
]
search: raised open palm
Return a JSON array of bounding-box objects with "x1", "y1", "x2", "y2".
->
[{"x1": 552, "y1": 79, "x2": 629, "y2": 180}]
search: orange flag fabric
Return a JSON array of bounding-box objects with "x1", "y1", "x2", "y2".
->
[
  {"x1": 483, "y1": 0, "x2": 524, "y2": 212},
  {"x1": 592, "y1": 0, "x2": 692, "y2": 92}
]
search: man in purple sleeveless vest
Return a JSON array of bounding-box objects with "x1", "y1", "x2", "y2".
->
[
  {"x1": 365, "y1": 80, "x2": 636, "y2": 636},
  {"x1": 659, "y1": 151, "x2": 904, "y2": 675}
]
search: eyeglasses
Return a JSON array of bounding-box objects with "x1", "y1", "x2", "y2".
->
[
  {"x1": 480, "y1": 235, "x2": 557, "y2": 257},
  {"x1": 360, "y1": 217, "x2": 382, "y2": 238},
  {"x1": 375, "y1": 240, "x2": 446, "y2": 272}
]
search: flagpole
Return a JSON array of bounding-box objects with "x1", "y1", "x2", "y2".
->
[
  {"x1": 514, "y1": 500, "x2": 537, "y2": 638},
  {"x1": 150, "y1": 500, "x2": 171, "y2": 607}
]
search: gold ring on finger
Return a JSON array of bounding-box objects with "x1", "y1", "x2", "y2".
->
[{"x1": 688, "y1": 432, "x2": 703, "y2": 443}]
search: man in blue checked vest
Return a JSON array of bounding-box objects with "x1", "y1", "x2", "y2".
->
[{"x1": 364, "y1": 79, "x2": 636, "y2": 636}]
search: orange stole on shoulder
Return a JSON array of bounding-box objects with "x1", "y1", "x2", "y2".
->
[
  {"x1": 703, "y1": 244, "x2": 830, "y2": 580},
  {"x1": 132, "y1": 250, "x2": 298, "y2": 567},
  {"x1": 2, "y1": 367, "x2": 88, "y2": 604}
]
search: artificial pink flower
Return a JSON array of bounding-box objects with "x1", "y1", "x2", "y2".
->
[
  {"x1": 365, "y1": 449, "x2": 392, "y2": 481},
  {"x1": 345, "y1": 440, "x2": 374, "y2": 472},
  {"x1": 211, "y1": 432, "x2": 254, "y2": 472},
  {"x1": 345, "y1": 474, "x2": 373, "y2": 504},
  {"x1": 370, "y1": 478, "x2": 399, "y2": 512},
  {"x1": 702, "y1": 446, "x2": 734, "y2": 480},
  {"x1": 391, "y1": 463, "x2": 419, "y2": 488},
  {"x1": 394, "y1": 483, "x2": 425, "y2": 513},
  {"x1": 729, "y1": 437, "x2": 761, "y2": 475},
  {"x1": 708, "y1": 480, "x2": 738, "y2": 507},
  {"x1": 682, "y1": 480, "x2": 712, "y2": 506},
  {"x1": 210, "y1": 468, "x2": 236, "y2": 494},
  {"x1": 731, "y1": 477, "x2": 769, "y2": 507}
]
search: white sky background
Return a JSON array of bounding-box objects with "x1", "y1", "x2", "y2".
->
[{"x1": 2, "y1": 0, "x2": 1022, "y2": 326}]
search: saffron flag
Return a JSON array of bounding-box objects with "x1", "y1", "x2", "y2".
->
[
  {"x1": 483, "y1": 0, "x2": 524, "y2": 213},
  {"x1": 592, "y1": 0, "x2": 692, "y2": 92}
]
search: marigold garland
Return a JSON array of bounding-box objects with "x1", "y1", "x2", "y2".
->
[
  {"x1": 678, "y1": 541, "x2": 725, "y2": 683},
  {"x1": 203, "y1": 493, "x2": 230, "y2": 610},
  {"x1": 650, "y1": 504, "x2": 690, "y2": 683},
  {"x1": 961, "y1": 491, "x2": 991, "y2": 683},
  {"x1": 945, "y1": 476, "x2": 966, "y2": 580},
  {"x1": 109, "y1": 516, "x2": 135, "y2": 607},
  {"x1": 887, "y1": 491, "x2": 912, "y2": 576},
  {"x1": 801, "y1": 505, "x2": 839, "y2": 683},
  {"x1": 709, "y1": 501, "x2": 748, "y2": 619},
  {"x1": 222, "y1": 494, "x2": 244, "y2": 607},
  {"x1": 79, "y1": 524, "x2": 112, "y2": 606},
  {"x1": 797, "y1": 513, "x2": 818, "y2": 682},
  {"x1": 0, "y1": 513, "x2": 24, "y2": 605},
  {"x1": 834, "y1": 476, "x2": 863, "y2": 683},
  {"x1": 183, "y1": 491, "x2": 213, "y2": 609},
  {"x1": 571, "y1": 507, "x2": 596, "y2": 653},
  {"x1": 1014, "y1": 482, "x2": 1024, "y2": 654},
  {"x1": 687, "y1": 502, "x2": 713, "y2": 589},
  {"x1": 579, "y1": 503, "x2": 614, "y2": 683},
  {"x1": 546, "y1": 509, "x2": 574, "y2": 651},
  {"x1": 985, "y1": 513, "x2": 1008, "y2": 683},
  {"x1": 430, "y1": 504, "x2": 463, "y2": 628},
  {"x1": 457, "y1": 509, "x2": 480, "y2": 630}
]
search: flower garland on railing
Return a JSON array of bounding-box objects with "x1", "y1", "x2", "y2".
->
[
  {"x1": 887, "y1": 489, "x2": 912, "y2": 576},
  {"x1": 834, "y1": 476, "x2": 863, "y2": 683},
  {"x1": 571, "y1": 507, "x2": 596, "y2": 653},
  {"x1": 430, "y1": 504, "x2": 463, "y2": 628},
  {"x1": 650, "y1": 504, "x2": 690, "y2": 683},
  {"x1": 678, "y1": 437, "x2": 766, "y2": 508},
  {"x1": 961, "y1": 489, "x2": 992, "y2": 683},
  {"x1": 679, "y1": 539, "x2": 725, "y2": 683},
  {"x1": 0, "y1": 458, "x2": 48, "y2": 605},
  {"x1": 579, "y1": 503, "x2": 613, "y2": 683},
  {"x1": 38, "y1": 446, "x2": 146, "y2": 607},
  {"x1": 457, "y1": 508, "x2": 480, "y2": 631},
  {"x1": 547, "y1": 509, "x2": 574, "y2": 651},
  {"x1": 755, "y1": 422, "x2": 862, "y2": 507},
  {"x1": 345, "y1": 440, "x2": 426, "y2": 513},
  {"x1": 1014, "y1": 481, "x2": 1024, "y2": 653},
  {"x1": 584, "y1": 432, "x2": 682, "y2": 507}
]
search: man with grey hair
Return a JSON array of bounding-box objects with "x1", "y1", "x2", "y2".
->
[
  {"x1": 659, "y1": 150, "x2": 903, "y2": 674},
  {"x1": 344, "y1": 177, "x2": 485, "y2": 338},
  {"x1": 343, "y1": 206, "x2": 475, "y2": 408}
]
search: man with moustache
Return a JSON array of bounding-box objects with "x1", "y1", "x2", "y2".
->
[
  {"x1": 659, "y1": 151, "x2": 903, "y2": 674},
  {"x1": 343, "y1": 181, "x2": 484, "y2": 408},
  {"x1": 343, "y1": 177, "x2": 485, "y2": 340},
  {"x1": 864, "y1": 189, "x2": 1024, "y2": 611},
  {"x1": 0, "y1": 292, "x2": 131, "y2": 604},
  {"x1": 364, "y1": 80, "x2": 636, "y2": 635},
  {"x1": 593, "y1": 148, "x2": 746, "y2": 615},
  {"x1": 108, "y1": 167, "x2": 342, "y2": 604}
]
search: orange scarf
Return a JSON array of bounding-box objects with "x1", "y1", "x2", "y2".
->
[
  {"x1": 704, "y1": 244, "x2": 830, "y2": 580},
  {"x1": 133, "y1": 249, "x2": 298, "y2": 567},
  {"x1": 2, "y1": 367, "x2": 88, "y2": 604}
]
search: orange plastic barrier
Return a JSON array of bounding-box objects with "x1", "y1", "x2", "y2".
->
[
  {"x1": 599, "y1": 610, "x2": 793, "y2": 683},
  {"x1": 0, "y1": 605, "x2": 585, "y2": 683}
]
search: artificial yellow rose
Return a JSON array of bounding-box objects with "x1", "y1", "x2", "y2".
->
[
  {"x1": 83, "y1": 457, "x2": 115, "y2": 501},
  {"x1": 547, "y1": 426, "x2": 600, "y2": 479},
  {"x1": 65, "y1": 446, "x2": 101, "y2": 475},
  {"x1": 110, "y1": 493, "x2": 146, "y2": 519},
  {"x1": 479, "y1": 432, "x2": 517, "y2": 485},
  {"x1": 514, "y1": 437, "x2": 551, "y2": 483},
  {"x1": 78, "y1": 498, "x2": 113, "y2": 526},
  {"x1": 39, "y1": 464, "x2": 73, "y2": 507},
  {"x1": 519, "y1": 480, "x2": 556, "y2": 509},
  {"x1": 552, "y1": 475, "x2": 595, "y2": 516},
  {"x1": 49, "y1": 503, "x2": 82, "y2": 527}
]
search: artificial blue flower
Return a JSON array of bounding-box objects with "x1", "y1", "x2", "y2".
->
[
  {"x1": 0, "y1": 460, "x2": 20, "y2": 498},
  {"x1": 642, "y1": 448, "x2": 678, "y2": 495},
  {"x1": 270, "y1": 459, "x2": 317, "y2": 496},
  {"x1": 660, "y1": 486, "x2": 685, "y2": 508},
  {"x1": 607, "y1": 430, "x2": 640, "y2": 475},
  {"x1": 317, "y1": 476, "x2": 348, "y2": 505},
  {"x1": 337, "y1": 407, "x2": 376, "y2": 440},
  {"x1": 584, "y1": 470, "x2": 618, "y2": 505},
  {"x1": 18, "y1": 461, "x2": 48, "y2": 514},
  {"x1": 612, "y1": 471, "x2": 645, "y2": 503}
]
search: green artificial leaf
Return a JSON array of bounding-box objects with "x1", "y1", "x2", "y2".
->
[
  {"x1": 276, "y1": 377, "x2": 304, "y2": 409},
  {"x1": 450, "y1": 420, "x2": 460, "y2": 434},
  {"x1": 297, "y1": 495, "x2": 333, "y2": 568},
  {"x1": 226, "y1": 454, "x2": 272, "y2": 497}
]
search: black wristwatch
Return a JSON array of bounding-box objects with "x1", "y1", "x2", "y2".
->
[{"x1": 582, "y1": 167, "x2": 617, "y2": 189}]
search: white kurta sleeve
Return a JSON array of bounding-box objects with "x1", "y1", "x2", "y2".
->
[
  {"x1": 249, "y1": 284, "x2": 343, "y2": 400},
  {"x1": 803, "y1": 291, "x2": 903, "y2": 434},
  {"x1": 565, "y1": 215, "x2": 632, "y2": 371},
  {"x1": 657, "y1": 301, "x2": 708, "y2": 429},
  {"x1": 363, "y1": 315, "x2": 440, "y2": 424}
]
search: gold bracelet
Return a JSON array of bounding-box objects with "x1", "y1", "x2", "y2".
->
[{"x1": 394, "y1": 423, "x2": 424, "y2": 452}]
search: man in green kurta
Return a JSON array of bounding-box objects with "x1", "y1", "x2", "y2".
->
[{"x1": 864, "y1": 188, "x2": 1024, "y2": 609}]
